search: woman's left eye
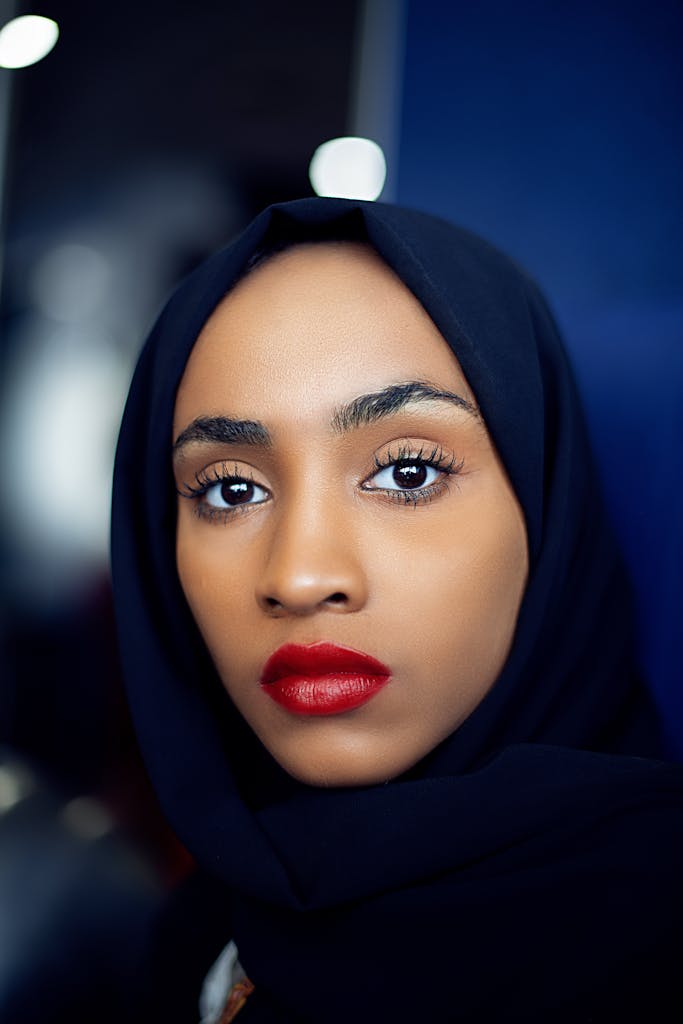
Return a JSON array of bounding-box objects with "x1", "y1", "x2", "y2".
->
[
  {"x1": 203, "y1": 477, "x2": 269, "y2": 509},
  {"x1": 365, "y1": 459, "x2": 441, "y2": 492}
]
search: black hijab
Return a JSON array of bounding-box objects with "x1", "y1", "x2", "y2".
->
[{"x1": 112, "y1": 198, "x2": 682, "y2": 1022}]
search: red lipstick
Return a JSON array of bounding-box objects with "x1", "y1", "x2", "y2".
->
[{"x1": 260, "y1": 642, "x2": 391, "y2": 716}]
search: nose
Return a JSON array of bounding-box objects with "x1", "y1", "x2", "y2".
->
[{"x1": 256, "y1": 498, "x2": 368, "y2": 617}]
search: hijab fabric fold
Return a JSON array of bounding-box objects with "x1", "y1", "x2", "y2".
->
[{"x1": 112, "y1": 198, "x2": 682, "y2": 1021}]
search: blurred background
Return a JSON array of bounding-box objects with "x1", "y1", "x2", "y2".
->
[{"x1": 0, "y1": 0, "x2": 680, "y2": 1020}]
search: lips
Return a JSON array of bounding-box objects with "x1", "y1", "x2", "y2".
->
[{"x1": 260, "y1": 642, "x2": 391, "y2": 716}]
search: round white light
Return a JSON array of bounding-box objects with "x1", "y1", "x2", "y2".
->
[
  {"x1": 309, "y1": 136, "x2": 387, "y2": 201},
  {"x1": 0, "y1": 15, "x2": 59, "y2": 69}
]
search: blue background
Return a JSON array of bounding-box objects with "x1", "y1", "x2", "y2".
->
[{"x1": 397, "y1": 0, "x2": 683, "y2": 752}]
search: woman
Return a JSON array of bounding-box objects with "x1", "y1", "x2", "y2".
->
[{"x1": 112, "y1": 198, "x2": 683, "y2": 1022}]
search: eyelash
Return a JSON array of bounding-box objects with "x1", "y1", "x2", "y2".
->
[
  {"x1": 177, "y1": 445, "x2": 464, "y2": 523},
  {"x1": 364, "y1": 442, "x2": 463, "y2": 507},
  {"x1": 178, "y1": 462, "x2": 265, "y2": 523}
]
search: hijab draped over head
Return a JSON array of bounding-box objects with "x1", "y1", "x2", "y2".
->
[{"x1": 112, "y1": 199, "x2": 682, "y2": 1022}]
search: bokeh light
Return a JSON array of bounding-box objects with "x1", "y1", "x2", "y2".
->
[
  {"x1": 30, "y1": 244, "x2": 111, "y2": 322},
  {"x1": 309, "y1": 136, "x2": 386, "y2": 201},
  {"x1": 0, "y1": 15, "x2": 59, "y2": 69}
]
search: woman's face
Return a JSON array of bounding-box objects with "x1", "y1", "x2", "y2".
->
[{"x1": 173, "y1": 243, "x2": 528, "y2": 787}]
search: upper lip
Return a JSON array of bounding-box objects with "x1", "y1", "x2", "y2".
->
[{"x1": 260, "y1": 641, "x2": 391, "y2": 684}]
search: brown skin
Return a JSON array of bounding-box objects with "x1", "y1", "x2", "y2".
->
[{"x1": 173, "y1": 243, "x2": 528, "y2": 787}]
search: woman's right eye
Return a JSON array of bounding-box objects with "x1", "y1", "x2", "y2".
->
[{"x1": 203, "y1": 477, "x2": 269, "y2": 509}]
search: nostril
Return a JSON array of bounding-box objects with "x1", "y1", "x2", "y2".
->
[{"x1": 259, "y1": 589, "x2": 354, "y2": 615}]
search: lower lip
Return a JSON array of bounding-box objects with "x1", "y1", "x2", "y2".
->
[{"x1": 262, "y1": 672, "x2": 390, "y2": 715}]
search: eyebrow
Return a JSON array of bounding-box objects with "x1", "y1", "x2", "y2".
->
[
  {"x1": 330, "y1": 380, "x2": 480, "y2": 433},
  {"x1": 173, "y1": 380, "x2": 480, "y2": 456},
  {"x1": 173, "y1": 416, "x2": 272, "y2": 453}
]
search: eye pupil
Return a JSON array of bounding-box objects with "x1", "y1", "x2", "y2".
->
[
  {"x1": 221, "y1": 479, "x2": 254, "y2": 505},
  {"x1": 393, "y1": 461, "x2": 427, "y2": 488}
]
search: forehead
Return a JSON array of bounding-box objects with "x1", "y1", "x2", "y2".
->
[{"x1": 173, "y1": 242, "x2": 475, "y2": 429}]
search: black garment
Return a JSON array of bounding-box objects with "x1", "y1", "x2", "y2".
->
[{"x1": 111, "y1": 198, "x2": 683, "y2": 1022}]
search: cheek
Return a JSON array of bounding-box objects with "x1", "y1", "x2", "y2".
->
[
  {"x1": 176, "y1": 524, "x2": 257, "y2": 671},
  {"x1": 375, "y1": 492, "x2": 528, "y2": 695}
]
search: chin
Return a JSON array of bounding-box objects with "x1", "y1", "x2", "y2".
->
[
  {"x1": 269, "y1": 736, "x2": 417, "y2": 789},
  {"x1": 284, "y1": 762, "x2": 400, "y2": 789}
]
